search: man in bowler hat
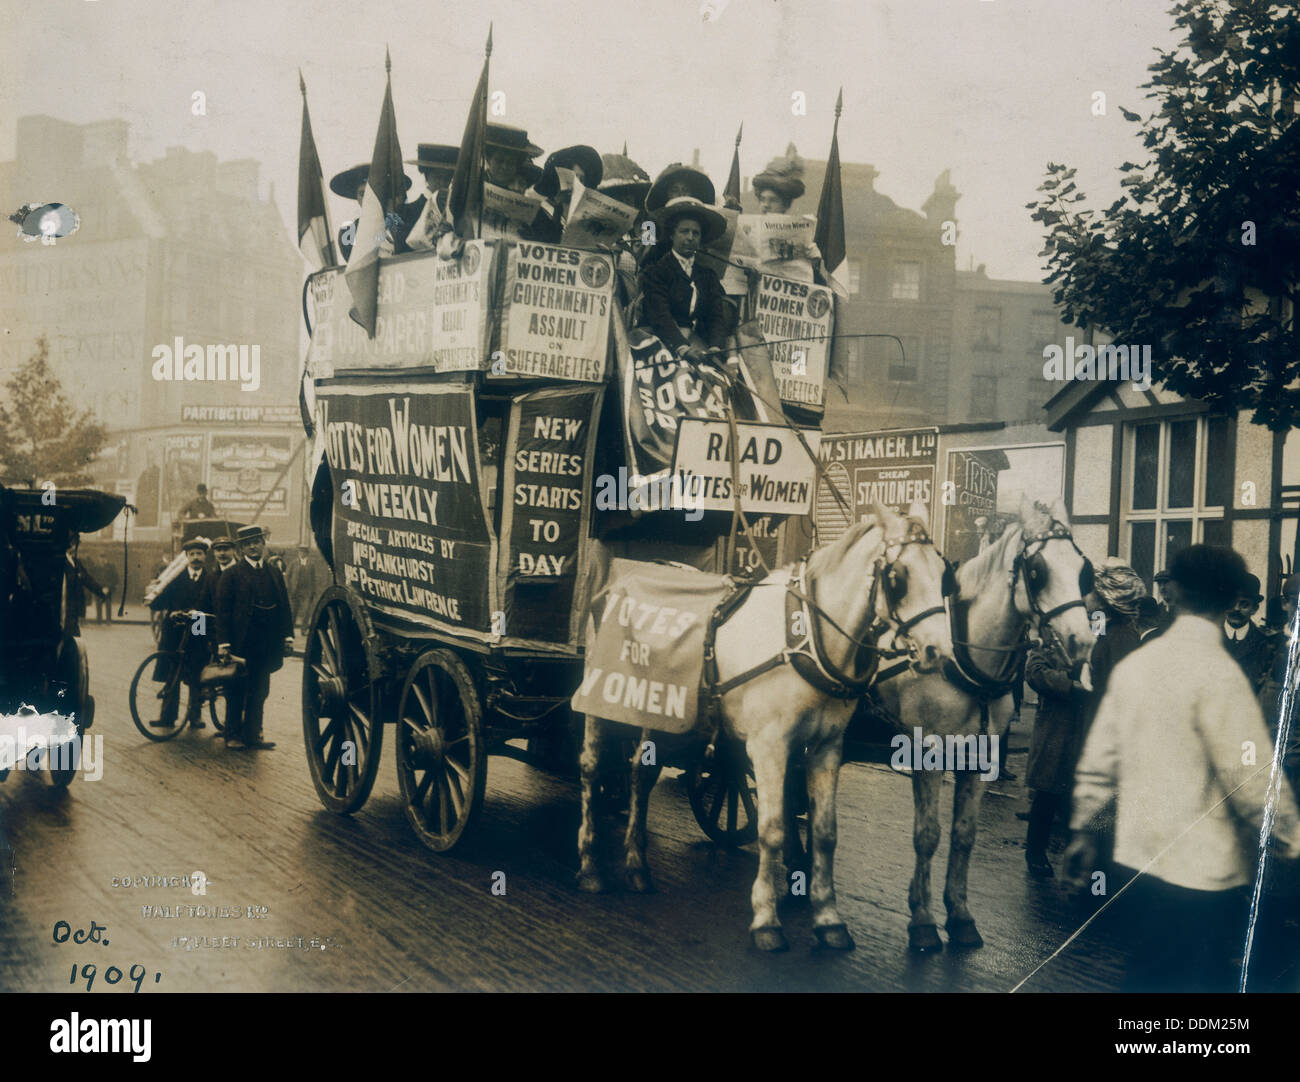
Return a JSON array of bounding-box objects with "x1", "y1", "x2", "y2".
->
[
  {"x1": 215, "y1": 525, "x2": 293, "y2": 750},
  {"x1": 149, "y1": 536, "x2": 216, "y2": 728}
]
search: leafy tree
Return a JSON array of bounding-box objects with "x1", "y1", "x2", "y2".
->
[
  {"x1": 0, "y1": 336, "x2": 108, "y2": 486},
  {"x1": 1028, "y1": 0, "x2": 1299, "y2": 429}
]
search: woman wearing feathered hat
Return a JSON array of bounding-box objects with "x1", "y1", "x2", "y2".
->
[
  {"x1": 751, "y1": 145, "x2": 807, "y2": 214},
  {"x1": 638, "y1": 197, "x2": 732, "y2": 364},
  {"x1": 529, "y1": 145, "x2": 603, "y2": 244}
]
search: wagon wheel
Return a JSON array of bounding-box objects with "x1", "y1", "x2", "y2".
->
[
  {"x1": 687, "y1": 737, "x2": 759, "y2": 847},
  {"x1": 396, "y1": 649, "x2": 486, "y2": 853},
  {"x1": 302, "y1": 589, "x2": 382, "y2": 815},
  {"x1": 46, "y1": 638, "x2": 89, "y2": 788}
]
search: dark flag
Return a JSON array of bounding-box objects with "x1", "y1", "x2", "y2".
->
[
  {"x1": 815, "y1": 88, "x2": 848, "y2": 297},
  {"x1": 344, "y1": 47, "x2": 405, "y2": 335},
  {"x1": 296, "y1": 71, "x2": 336, "y2": 269},
  {"x1": 723, "y1": 122, "x2": 742, "y2": 208},
  {"x1": 447, "y1": 25, "x2": 492, "y2": 239}
]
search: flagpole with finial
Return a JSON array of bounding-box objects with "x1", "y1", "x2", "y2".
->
[
  {"x1": 298, "y1": 67, "x2": 337, "y2": 266},
  {"x1": 724, "y1": 121, "x2": 743, "y2": 208},
  {"x1": 478, "y1": 24, "x2": 492, "y2": 238}
]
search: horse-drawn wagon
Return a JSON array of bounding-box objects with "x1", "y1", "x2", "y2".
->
[
  {"x1": 295, "y1": 220, "x2": 850, "y2": 856},
  {"x1": 0, "y1": 484, "x2": 126, "y2": 786}
]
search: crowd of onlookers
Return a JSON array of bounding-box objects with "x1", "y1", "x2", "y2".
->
[{"x1": 1021, "y1": 545, "x2": 1300, "y2": 991}]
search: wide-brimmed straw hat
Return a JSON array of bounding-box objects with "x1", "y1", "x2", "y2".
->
[
  {"x1": 235, "y1": 525, "x2": 268, "y2": 545},
  {"x1": 406, "y1": 143, "x2": 459, "y2": 172},
  {"x1": 645, "y1": 164, "x2": 716, "y2": 212},
  {"x1": 329, "y1": 163, "x2": 411, "y2": 199},
  {"x1": 653, "y1": 196, "x2": 726, "y2": 245},
  {"x1": 484, "y1": 123, "x2": 543, "y2": 158},
  {"x1": 534, "y1": 145, "x2": 604, "y2": 199}
]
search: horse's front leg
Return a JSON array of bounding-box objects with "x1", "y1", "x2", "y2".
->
[
  {"x1": 623, "y1": 728, "x2": 662, "y2": 893},
  {"x1": 943, "y1": 768, "x2": 987, "y2": 949},
  {"x1": 747, "y1": 722, "x2": 792, "y2": 951},
  {"x1": 805, "y1": 730, "x2": 854, "y2": 950},
  {"x1": 908, "y1": 767, "x2": 944, "y2": 952},
  {"x1": 576, "y1": 714, "x2": 609, "y2": 893}
]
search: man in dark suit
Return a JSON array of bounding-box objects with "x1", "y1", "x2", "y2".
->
[
  {"x1": 148, "y1": 537, "x2": 216, "y2": 728},
  {"x1": 1223, "y1": 573, "x2": 1273, "y2": 694},
  {"x1": 638, "y1": 197, "x2": 732, "y2": 362},
  {"x1": 284, "y1": 544, "x2": 322, "y2": 633},
  {"x1": 215, "y1": 525, "x2": 293, "y2": 750}
]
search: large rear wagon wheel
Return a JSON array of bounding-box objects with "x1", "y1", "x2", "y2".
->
[
  {"x1": 302, "y1": 589, "x2": 382, "y2": 815},
  {"x1": 396, "y1": 649, "x2": 486, "y2": 853},
  {"x1": 687, "y1": 737, "x2": 759, "y2": 847}
]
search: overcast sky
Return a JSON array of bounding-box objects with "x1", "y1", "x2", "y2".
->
[{"x1": 1, "y1": 0, "x2": 1180, "y2": 281}]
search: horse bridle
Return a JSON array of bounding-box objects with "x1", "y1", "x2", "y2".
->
[
  {"x1": 1010, "y1": 519, "x2": 1094, "y2": 626},
  {"x1": 878, "y1": 528, "x2": 958, "y2": 647}
]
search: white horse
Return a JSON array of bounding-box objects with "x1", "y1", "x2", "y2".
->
[
  {"x1": 577, "y1": 502, "x2": 955, "y2": 951},
  {"x1": 874, "y1": 495, "x2": 1096, "y2": 952}
]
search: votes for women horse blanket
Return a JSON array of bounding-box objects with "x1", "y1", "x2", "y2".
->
[{"x1": 570, "y1": 558, "x2": 730, "y2": 734}]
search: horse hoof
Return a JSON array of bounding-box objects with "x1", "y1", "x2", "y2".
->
[
  {"x1": 751, "y1": 926, "x2": 790, "y2": 953},
  {"x1": 625, "y1": 867, "x2": 655, "y2": 894},
  {"x1": 575, "y1": 870, "x2": 610, "y2": 894},
  {"x1": 813, "y1": 923, "x2": 856, "y2": 951},
  {"x1": 908, "y1": 924, "x2": 943, "y2": 953},
  {"x1": 946, "y1": 918, "x2": 984, "y2": 950}
]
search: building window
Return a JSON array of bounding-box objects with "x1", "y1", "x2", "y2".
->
[
  {"x1": 890, "y1": 261, "x2": 921, "y2": 301},
  {"x1": 971, "y1": 375, "x2": 997, "y2": 419},
  {"x1": 885, "y1": 335, "x2": 920, "y2": 382},
  {"x1": 846, "y1": 259, "x2": 862, "y2": 296},
  {"x1": 1123, "y1": 415, "x2": 1232, "y2": 583},
  {"x1": 973, "y1": 305, "x2": 1001, "y2": 350},
  {"x1": 1030, "y1": 309, "x2": 1059, "y2": 351},
  {"x1": 837, "y1": 340, "x2": 865, "y2": 387}
]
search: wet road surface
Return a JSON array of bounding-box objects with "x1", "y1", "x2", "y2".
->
[{"x1": 0, "y1": 622, "x2": 1128, "y2": 992}]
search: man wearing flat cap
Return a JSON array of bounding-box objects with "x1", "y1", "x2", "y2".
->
[
  {"x1": 215, "y1": 525, "x2": 293, "y2": 750},
  {"x1": 149, "y1": 536, "x2": 217, "y2": 729},
  {"x1": 331, "y1": 163, "x2": 412, "y2": 261},
  {"x1": 638, "y1": 197, "x2": 732, "y2": 364}
]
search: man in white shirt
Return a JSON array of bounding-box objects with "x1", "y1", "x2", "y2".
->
[{"x1": 1066, "y1": 544, "x2": 1300, "y2": 991}]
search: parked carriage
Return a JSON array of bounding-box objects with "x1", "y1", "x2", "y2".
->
[
  {"x1": 0, "y1": 485, "x2": 126, "y2": 786},
  {"x1": 297, "y1": 238, "x2": 830, "y2": 853}
]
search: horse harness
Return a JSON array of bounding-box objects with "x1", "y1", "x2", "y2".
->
[
  {"x1": 940, "y1": 518, "x2": 1093, "y2": 734},
  {"x1": 699, "y1": 533, "x2": 952, "y2": 713}
]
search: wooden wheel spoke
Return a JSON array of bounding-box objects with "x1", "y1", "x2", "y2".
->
[
  {"x1": 739, "y1": 780, "x2": 758, "y2": 822},
  {"x1": 410, "y1": 682, "x2": 433, "y2": 726},
  {"x1": 315, "y1": 629, "x2": 339, "y2": 675},
  {"x1": 438, "y1": 772, "x2": 453, "y2": 831},
  {"x1": 414, "y1": 769, "x2": 434, "y2": 808},
  {"x1": 726, "y1": 786, "x2": 739, "y2": 834},
  {"x1": 444, "y1": 765, "x2": 465, "y2": 817},
  {"x1": 707, "y1": 776, "x2": 726, "y2": 824},
  {"x1": 313, "y1": 717, "x2": 340, "y2": 756},
  {"x1": 444, "y1": 754, "x2": 471, "y2": 788}
]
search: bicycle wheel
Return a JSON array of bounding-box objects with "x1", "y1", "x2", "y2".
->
[
  {"x1": 207, "y1": 686, "x2": 226, "y2": 733},
  {"x1": 129, "y1": 653, "x2": 189, "y2": 741}
]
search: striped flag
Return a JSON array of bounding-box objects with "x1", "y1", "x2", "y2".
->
[
  {"x1": 815, "y1": 88, "x2": 848, "y2": 297},
  {"x1": 447, "y1": 25, "x2": 492, "y2": 239},
  {"x1": 723, "y1": 122, "x2": 742, "y2": 207},
  {"x1": 345, "y1": 47, "x2": 405, "y2": 336},
  {"x1": 296, "y1": 71, "x2": 336, "y2": 269}
]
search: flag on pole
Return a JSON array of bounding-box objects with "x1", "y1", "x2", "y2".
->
[
  {"x1": 447, "y1": 25, "x2": 492, "y2": 239},
  {"x1": 296, "y1": 71, "x2": 336, "y2": 270},
  {"x1": 345, "y1": 47, "x2": 405, "y2": 336},
  {"x1": 723, "y1": 122, "x2": 743, "y2": 207},
  {"x1": 815, "y1": 88, "x2": 848, "y2": 298}
]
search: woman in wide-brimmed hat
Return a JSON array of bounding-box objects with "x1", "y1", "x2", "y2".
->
[
  {"x1": 330, "y1": 163, "x2": 412, "y2": 260},
  {"x1": 483, "y1": 123, "x2": 544, "y2": 192},
  {"x1": 638, "y1": 197, "x2": 731, "y2": 361},
  {"x1": 644, "y1": 163, "x2": 716, "y2": 212},
  {"x1": 751, "y1": 145, "x2": 807, "y2": 214},
  {"x1": 530, "y1": 145, "x2": 604, "y2": 243},
  {"x1": 404, "y1": 143, "x2": 459, "y2": 251}
]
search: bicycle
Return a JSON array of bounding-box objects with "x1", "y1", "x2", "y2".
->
[{"x1": 129, "y1": 611, "x2": 229, "y2": 741}]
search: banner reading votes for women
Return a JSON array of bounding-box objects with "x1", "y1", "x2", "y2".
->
[
  {"x1": 316, "y1": 384, "x2": 496, "y2": 640},
  {"x1": 306, "y1": 242, "x2": 494, "y2": 375},
  {"x1": 754, "y1": 273, "x2": 833, "y2": 409},
  {"x1": 496, "y1": 243, "x2": 614, "y2": 382}
]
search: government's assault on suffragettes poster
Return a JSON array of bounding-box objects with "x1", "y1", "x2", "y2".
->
[
  {"x1": 316, "y1": 384, "x2": 496, "y2": 639},
  {"x1": 495, "y1": 243, "x2": 614, "y2": 382}
]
